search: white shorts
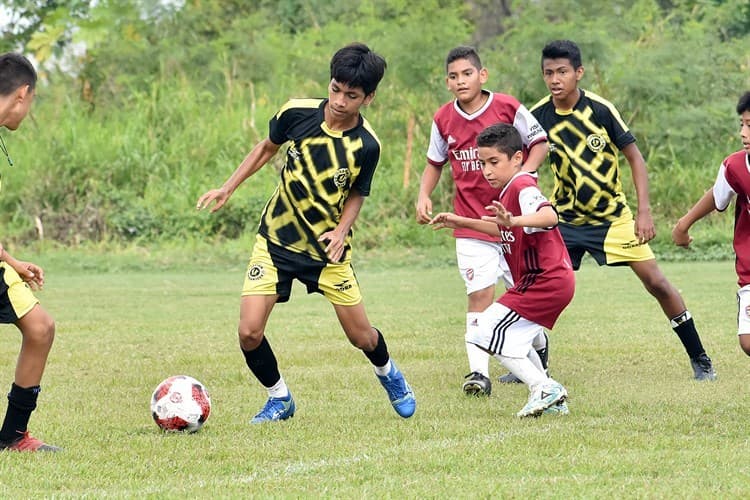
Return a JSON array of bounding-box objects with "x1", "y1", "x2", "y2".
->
[
  {"x1": 469, "y1": 303, "x2": 541, "y2": 358},
  {"x1": 737, "y1": 285, "x2": 750, "y2": 335},
  {"x1": 456, "y1": 238, "x2": 512, "y2": 294}
]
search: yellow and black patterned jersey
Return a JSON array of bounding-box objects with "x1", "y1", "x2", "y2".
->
[
  {"x1": 530, "y1": 89, "x2": 636, "y2": 226},
  {"x1": 259, "y1": 98, "x2": 380, "y2": 261}
]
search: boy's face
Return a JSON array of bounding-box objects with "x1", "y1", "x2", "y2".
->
[
  {"x1": 446, "y1": 58, "x2": 487, "y2": 104},
  {"x1": 327, "y1": 79, "x2": 372, "y2": 121},
  {"x1": 541, "y1": 58, "x2": 583, "y2": 103},
  {"x1": 478, "y1": 146, "x2": 523, "y2": 189},
  {"x1": 2, "y1": 84, "x2": 34, "y2": 130},
  {"x1": 740, "y1": 111, "x2": 750, "y2": 152}
]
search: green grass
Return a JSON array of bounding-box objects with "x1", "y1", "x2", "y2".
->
[{"x1": 0, "y1": 254, "x2": 748, "y2": 497}]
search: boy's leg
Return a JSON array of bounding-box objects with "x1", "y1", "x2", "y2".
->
[
  {"x1": 238, "y1": 294, "x2": 296, "y2": 423},
  {"x1": 629, "y1": 259, "x2": 716, "y2": 381},
  {"x1": 473, "y1": 303, "x2": 566, "y2": 417},
  {"x1": 499, "y1": 329, "x2": 549, "y2": 383},
  {"x1": 457, "y1": 239, "x2": 505, "y2": 396},
  {"x1": 0, "y1": 304, "x2": 59, "y2": 452},
  {"x1": 736, "y1": 286, "x2": 750, "y2": 356},
  {"x1": 334, "y1": 302, "x2": 415, "y2": 418}
]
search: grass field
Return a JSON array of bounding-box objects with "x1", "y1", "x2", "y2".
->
[{"x1": 0, "y1": 254, "x2": 748, "y2": 498}]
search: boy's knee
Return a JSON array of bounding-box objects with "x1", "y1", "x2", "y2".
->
[
  {"x1": 25, "y1": 316, "x2": 55, "y2": 347},
  {"x1": 237, "y1": 324, "x2": 264, "y2": 349},
  {"x1": 739, "y1": 334, "x2": 750, "y2": 356}
]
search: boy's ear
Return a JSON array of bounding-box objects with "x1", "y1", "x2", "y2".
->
[
  {"x1": 513, "y1": 150, "x2": 524, "y2": 165},
  {"x1": 363, "y1": 92, "x2": 375, "y2": 106},
  {"x1": 575, "y1": 65, "x2": 585, "y2": 82},
  {"x1": 479, "y1": 67, "x2": 489, "y2": 85}
]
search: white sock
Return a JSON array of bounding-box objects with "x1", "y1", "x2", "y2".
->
[
  {"x1": 374, "y1": 360, "x2": 392, "y2": 377},
  {"x1": 267, "y1": 377, "x2": 289, "y2": 399},
  {"x1": 466, "y1": 313, "x2": 490, "y2": 377},
  {"x1": 496, "y1": 355, "x2": 548, "y2": 392}
]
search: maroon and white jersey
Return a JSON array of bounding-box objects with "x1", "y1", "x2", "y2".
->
[
  {"x1": 713, "y1": 150, "x2": 750, "y2": 286},
  {"x1": 427, "y1": 91, "x2": 547, "y2": 242},
  {"x1": 496, "y1": 173, "x2": 575, "y2": 329}
]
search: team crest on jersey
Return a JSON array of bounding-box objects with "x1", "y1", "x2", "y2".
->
[
  {"x1": 586, "y1": 133, "x2": 607, "y2": 152},
  {"x1": 247, "y1": 264, "x2": 265, "y2": 280},
  {"x1": 334, "y1": 167, "x2": 350, "y2": 188}
]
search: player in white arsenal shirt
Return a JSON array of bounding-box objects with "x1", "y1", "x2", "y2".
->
[
  {"x1": 416, "y1": 46, "x2": 549, "y2": 396},
  {"x1": 430, "y1": 123, "x2": 574, "y2": 418},
  {"x1": 673, "y1": 91, "x2": 750, "y2": 358}
]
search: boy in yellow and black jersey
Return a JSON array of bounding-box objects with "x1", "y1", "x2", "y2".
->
[
  {"x1": 259, "y1": 97, "x2": 380, "y2": 263},
  {"x1": 197, "y1": 43, "x2": 415, "y2": 423},
  {"x1": 530, "y1": 39, "x2": 715, "y2": 381}
]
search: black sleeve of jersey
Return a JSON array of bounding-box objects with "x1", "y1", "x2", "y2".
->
[
  {"x1": 350, "y1": 140, "x2": 380, "y2": 197},
  {"x1": 268, "y1": 104, "x2": 298, "y2": 145}
]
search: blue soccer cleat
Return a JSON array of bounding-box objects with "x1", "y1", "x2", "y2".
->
[
  {"x1": 250, "y1": 393, "x2": 296, "y2": 424},
  {"x1": 376, "y1": 362, "x2": 416, "y2": 418}
]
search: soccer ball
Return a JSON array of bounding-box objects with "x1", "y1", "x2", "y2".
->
[{"x1": 150, "y1": 375, "x2": 211, "y2": 433}]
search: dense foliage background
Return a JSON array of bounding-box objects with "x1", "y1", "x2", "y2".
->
[{"x1": 1, "y1": 0, "x2": 748, "y2": 258}]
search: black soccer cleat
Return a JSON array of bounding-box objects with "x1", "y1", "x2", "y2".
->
[
  {"x1": 690, "y1": 353, "x2": 717, "y2": 381},
  {"x1": 462, "y1": 371, "x2": 492, "y2": 396}
]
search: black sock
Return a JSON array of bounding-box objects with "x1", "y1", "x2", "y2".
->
[
  {"x1": 0, "y1": 383, "x2": 40, "y2": 443},
  {"x1": 363, "y1": 328, "x2": 389, "y2": 367},
  {"x1": 241, "y1": 337, "x2": 281, "y2": 388},
  {"x1": 670, "y1": 311, "x2": 705, "y2": 359}
]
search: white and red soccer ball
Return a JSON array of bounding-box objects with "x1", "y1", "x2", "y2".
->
[{"x1": 151, "y1": 375, "x2": 211, "y2": 433}]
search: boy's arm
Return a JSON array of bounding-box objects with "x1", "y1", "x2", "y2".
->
[
  {"x1": 521, "y1": 141, "x2": 549, "y2": 173},
  {"x1": 621, "y1": 143, "x2": 655, "y2": 243},
  {"x1": 483, "y1": 200, "x2": 558, "y2": 229},
  {"x1": 429, "y1": 212, "x2": 501, "y2": 236},
  {"x1": 318, "y1": 191, "x2": 366, "y2": 263},
  {"x1": 416, "y1": 164, "x2": 443, "y2": 224},
  {"x1": 672, "y1": 189, "x2": 717, "y2": 248},
  {"x1": 196, "y1": 138, "x2": 281, "y2": 212}
]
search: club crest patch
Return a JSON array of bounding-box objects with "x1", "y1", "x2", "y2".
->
[
  {"x1": 247, "y1": 264, "x2": 265, "y2": 280},
  {"x1": 746, "y1": 304, "x2": 750, "y2": 317},
  {"x1": 586, "y1": 133, "x2": 607, "y2": 153},
  {"x1": 466, "y1": 268, "x2": 474, "y2": 281},
  {"x1": 334, "y1": 167, "x2": 350, "y2": 188}
]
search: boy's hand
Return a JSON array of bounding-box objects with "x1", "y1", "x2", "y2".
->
[
  {"x1": 14, "y1": 261, "x2": 44, "y2": 290},
  {"x1": 196, "y1": 188, "x2": 230, "y2": 213},
  {"x1": 483, "y1": 200, "x2": 514, "y2": 227},
  {"x1": 415, "y1": 196, "x2": 433, "y2": 225},
  {"x1": 318, "y1": 231, "x2": 345, "y2": 263},
  {"x1": 428, "y1": 212, "x2": 458, "y2": 230},
  {"x1": 671, "y1": 220, "x2": 693, "y2": 248},
  {"x1": 634, "y1": 209, "x2": 656, "y2": 244}
]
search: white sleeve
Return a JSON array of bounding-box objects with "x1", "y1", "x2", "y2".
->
[
  {"x1": 518, "y1": 185, "x2": 552, "y2": 234},
  {"x1": 712, "y1": 163, "x2": 736, "y2": 212},
  {"x1": 426, "y1": 120, "x2": 448, "y2": 165},
  {"x1": 512, "y1": 104, "x2": 547, "y2": 147}
]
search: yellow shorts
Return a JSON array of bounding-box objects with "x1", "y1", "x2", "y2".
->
[
  {"x1": 0, "y1": 263, "x2": 39, "y2": 323},
  {"x1": 242, "y1": 234, "x2": 362, "y2": 306},
  {"x1": 558, "y1": 216, "x2": 655, "y2": 270}
]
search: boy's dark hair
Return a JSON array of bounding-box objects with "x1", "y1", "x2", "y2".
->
[
  {"x1": 446, "y1": 46, "x2": 482, "y2": 72},
  {"x1": 737, "y1": 91, "x2": 750, "y2": 115},
  {"x1": 330, "y1": 43, "x2": 386, "y2": 96},
  {"x1": 476, "y1": 123, "x2": 522, "y2": 158},
  {"x1": 541, "y1": 40, "x2": 583, "y2": 69},
  {"x1": 0, "y1": 52, "x2": 37, "y2": 96}
]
